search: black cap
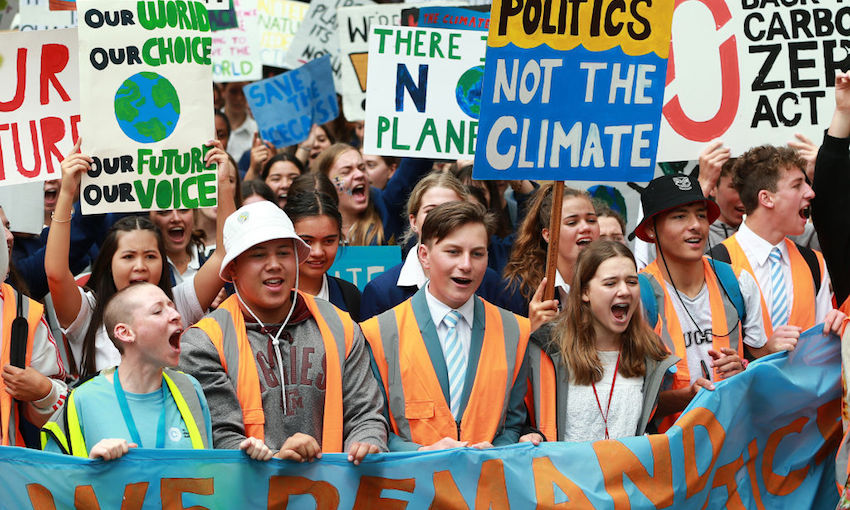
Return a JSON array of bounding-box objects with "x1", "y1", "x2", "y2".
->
[{"x1": 629, "y1": 174, "x2": 720, "y2": 242}]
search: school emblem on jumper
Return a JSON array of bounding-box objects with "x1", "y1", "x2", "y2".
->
[
  {"x1": 237, "y1": 212, "x2": 248, "y2": 223},
  {"x1": 672, "y1": 176, "x2": 692, "y2": 191}
]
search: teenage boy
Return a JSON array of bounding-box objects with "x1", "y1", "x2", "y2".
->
[
  {"x1": 362, "y1": 202, "x2": 530, "y2": 451},
  {"x1": 708, "y1": 146, "x2": 845, "y2": 338},
  {"x1": 179, "y1": 201, "x2": 387, "y2": 463},
  {"x1": 41, "y1": 283, "x2": 213, "y2": 459},
  {"x1": 633, "y1": 174, "x2": 770, "y2": 424}
]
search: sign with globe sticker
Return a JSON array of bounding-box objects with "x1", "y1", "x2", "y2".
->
[
  {"x1": 76, "y1": 0, "x2": 215, "y2": 214},
  {"x1": 362, "y1": 26, "x2": 487, "y2": 160}
]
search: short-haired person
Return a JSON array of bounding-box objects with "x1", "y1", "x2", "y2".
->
[
  {"x1": 41, "y1": 283, "x2": 216, "y2": 460},
  {"x1": 362, "y1": 202, "x2": 530, "y2": 451},
  {"x1": 708, "y1": 146, "x2": 846, "y2": 338},
  {"x1": 634, "y1": 174, "x2": 768, "y2": 427},
  {"x1": 179, "y1": 201, "x2": 387, "y2": 463}
]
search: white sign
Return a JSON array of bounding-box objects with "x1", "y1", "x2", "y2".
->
[
  {"x1": 211, "y1": 0, "x2": 261, "y2": 82},
  {"x1": 259, "y1": 0, "x2": 309, "y2": 68},
  {"x1": 17, "y1": 0, "x2": 75, "y2": 30}
]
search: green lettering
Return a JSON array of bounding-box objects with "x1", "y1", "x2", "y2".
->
[
  {"x1": 137, "y1": 149, "x2": 153, "y2": 174},
  {"x1": 391, "y1": 117, "x2": 410, "y2": 150},
  {"x1": 376, "y1": 116, "x2": 390, "y2": 149},
  {"x1": 414, "y1": 30, "x2": 426, "y2": 57},
  {"x1": 416, "y1": 118, "x2": 441, "y2": 152},
  {"x1": 396, "y1": 30, "x2": 413, "y2": 56},
  {"x1": 181, "y1": 175, "x2": 199, "y2": 208},
  {"x1": 449, "y1": 33, "x2": 461, "y2": 60},
  {"x1": 155, "y1": 178, "x2": 173, "y2": 209},
  {"x1": 134, "y1": 179, "x2": 156, "y2": 209},
  {"x1": 374, "y1": 28, "x2": 393, "y2": 53},
  {"x1": 197, "y1": 173, "x2": 217, "y2": 206},
  {"x1": 429, "y1": 31, "x2": 444, "y2": 58},
  {"x1": 468, "y1": 121, "x2": 478, "y2": 154},
  {"x1": 446, "y1": 119, "x2": 465, "y2": 153}
]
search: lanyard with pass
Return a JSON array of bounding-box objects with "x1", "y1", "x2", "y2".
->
[
  {"x1": 591, "y1": 352, "x2": 620, "y2": 440},
  {"x1": 113, "y1": 369, "x2": 167, "y2": 449}
]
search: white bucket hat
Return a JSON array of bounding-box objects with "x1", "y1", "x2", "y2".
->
[{"x1": 219, "y1": 201, "x2": 311, "y2": 282}]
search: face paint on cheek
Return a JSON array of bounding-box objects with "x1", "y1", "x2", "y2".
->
[{"x1": 333, "y1": 176, "x2": 355, "y2": 196}]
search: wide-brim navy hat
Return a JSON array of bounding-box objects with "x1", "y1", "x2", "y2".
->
[{"x1": 629, "y1": 174, "x2": 720, "y2": 242}]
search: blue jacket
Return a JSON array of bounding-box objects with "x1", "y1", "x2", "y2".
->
[{"x1": 370, "y1": 158, "x2": 431, "y2": 244}]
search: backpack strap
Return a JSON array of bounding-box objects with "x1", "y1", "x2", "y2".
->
[
  {"x1": 795, "y1": 244, "x2": 822, "y2": 295},
  {"x1": 708, "y1": 259, "x2": 746, "y2": 323},
  {"x1": 638, "y1": 273, "x2": 658, "y2": 329},
  {"x1": 707, "y1": 243, "x2": 731, "y2": 264}
]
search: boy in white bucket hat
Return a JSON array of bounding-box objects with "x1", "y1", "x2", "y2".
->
[{"x1": 179, "y1": 201, "x2": 387, "y2": 463}]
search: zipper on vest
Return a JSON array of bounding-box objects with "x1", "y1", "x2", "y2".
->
[{"x1": 456, "y1": 419, "x2": 461, "y2": 441}]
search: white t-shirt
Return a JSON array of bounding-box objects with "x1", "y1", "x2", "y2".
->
[
  {"x1": 63, "y1": 283, "x2": 204, "y2": 372},
  {"x1": 565, "y1": 350, "x2": 644, "y2": 442},
  {"x1": 665, "y1": 269, "x2": 767, "y2": 385}
]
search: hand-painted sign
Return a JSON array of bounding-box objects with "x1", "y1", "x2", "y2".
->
[
  {"x1": 77, "y1": 0, "x2": 216, "y2": 213},
  {"x1": 0, "y1": 29, "x2": 79, "y2": 187},
  {"x1": 18, "y1": 0, "x2": 76, "y2": 30},
  {"x1": 417, "y1": 5, "x2": 488, "y2": 31},
  {"x1": 472, "y1": 0, "x2": 674, "y2": 182},
  {"x1": 244, "y1": 55, "x2": 339, "y2": 148},
  {"x1": 330, "y1": 245, "x2": 401, "y2": 290},
  {"x1": 211, "y1": 0, "x2": 261, "y2": 82},
  {"x1": 259, "y1": 0, "x2": 309, "y2": 68},
  {"x1": 0, "y1": 326, "x2": 841, "y2": 508},
  {"x1": 362, "y1": 26, "x2": 487, "y2": 159}
]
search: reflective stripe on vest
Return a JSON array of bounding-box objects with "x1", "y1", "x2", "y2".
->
[
  {"x1": 362, "y1": 297, "x2": 529, "y2": 445},
  {"x1": 642, "y1": 258, "x2": 742, "y2": 389},
  {"x1": 40, "y1": 368, "x2": 208, "y2": 456},
  {"x1": 526, "y1": 343, "x2": 557, "y2": 442},
  {"x1": 1, "y1": 283, "x2": 41, "y2": 446},
  {"x1": 721, "y1": 236, "x2": 818, "y2": 335},
  {"x1": 190, "y1": 292, "x2": 350, "y2": 452}
]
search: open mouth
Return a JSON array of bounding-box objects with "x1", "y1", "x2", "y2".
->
[
  {"x1": 263, "y1": 277, "x2": 284, "y2": 290},
  {"x1": 44, "y1": 189, "x2": 58, "y2": 203},
  {"x1": 799, "y1": 206, "x2": 811, "y2": 219},
  {"x1": 129, "y1": 277, "x2": 149, "y2": 284},
  {"x1": 684, "y1": 236, "x2": 703, "y2": 246},
  {"x1": 168, "y1": 329, "x2": 182, "y2": 350},
  {"x1": 451, "y1": 276, "x2": 473, "y2": 286},
  {"x1": 350, "y1": 184, "x2": 367, "y2": 200},
  {"x1": 611, "y1": 303, "x2": 629, "y2": 321},
  {"x1": 576, "y1": 237, "x2": 592, "y2": 247},
  {"x1": 167, "y1": 227, "x2": 186, "y2": 244}
]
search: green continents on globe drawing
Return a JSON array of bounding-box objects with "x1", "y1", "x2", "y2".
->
[
  {"x1": 114, "y1": 72, "x2": 181, "y2": 143},
  {"x1": 456, "y1": 65, "x2": 484, "y2": 119}
]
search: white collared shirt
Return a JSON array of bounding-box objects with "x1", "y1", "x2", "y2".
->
[
  {"x1": 316, "y1": 274, "x2": 330, "y2": 301},
  {"x1": 553, "y1": 269, "x2": 571, "y2": 305},
  {"x1": 424, "y1": 284, "x2": 474, "y2": 364},
  {"x1": 168, "y1": 248, "x2": 201, "y2": 285},
  {"x1": 226, "y1": 116, "x2": 258, "y2": 163},
  {"x1": 734, "y1": 221, "x2": 832, "y2": 325},
  {"x1": 397, "y1": 245, "x2": 427, "y2": 289}
]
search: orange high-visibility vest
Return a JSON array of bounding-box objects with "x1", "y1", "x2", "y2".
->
[
  {"x1": 0, "y1": 283, "x2": 44, "y2": 446},
  {"x1": 720, "y1": 236, "x2": 821, "y2": 335},
  {"x1": 362, "y1": 297, "x2": 529, "y2": 446},
  {"x1": 524, "y1": 343, "x2": 557, "y2": 442},
  {"x1": 189, "y1": 292, "x2": 352, "y2": 452}
]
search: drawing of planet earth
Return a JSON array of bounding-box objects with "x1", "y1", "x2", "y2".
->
[
  {"x1": 456, "y1": 65, "x2": 484, "y2": 119},
  {"x1": 114, "y1": 72, "x2": 180, "y2": 143}
]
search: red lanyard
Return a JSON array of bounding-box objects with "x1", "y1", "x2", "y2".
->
[{"x1": 591, "y1": 352, "x2": 621, "y2": 440}]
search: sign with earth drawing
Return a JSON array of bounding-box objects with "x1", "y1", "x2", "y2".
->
[
  {"x1": 76, "y1": 0, "x2": 216, "y2": 214},
  {"x1": 362, "y1": 25, "x2": 487, "y2": 159}
]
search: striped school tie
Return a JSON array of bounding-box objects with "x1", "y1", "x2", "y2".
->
[
  {"x1": 768, "y1": 247, "x2": 789, "y2": 327},
  {"x1": 443, "y1": 310, "x2": 466, "y2": 419}
]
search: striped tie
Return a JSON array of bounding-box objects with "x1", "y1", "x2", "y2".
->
[
  {"x1": 443, "y1": 310, "x2": 466, "y2": 419},
  {"x1": 768, "y1": 247, "x2": 789, "y2": 327}
]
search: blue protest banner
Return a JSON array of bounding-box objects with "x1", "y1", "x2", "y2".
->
[
  {"x1": 0, "y1": 326, "x2": 840, "y2": 508},
  {"x1": 245, "y1": 55, "x2": 339, "y2": 148},
  {"x1": 329, "y1": 245, "x2": 400, "y2": 291},
  {"x1": 472, "y1": 0, "x2": 674, "y2": 182},
  {"x1": 417, "y1": 6, "x2": 489, "y2": 32}
]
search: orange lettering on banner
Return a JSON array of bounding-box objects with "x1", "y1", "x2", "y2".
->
[
  {"x1": 762, "y1": 417, "x2": 808, "y2": 496},
  {"x1": 267, "y1": 476, "x2": 339, "y2": 509},
  {"x1": 430, "y1": 470, "x2": 468, "y2": 509},
  {"x1": 532, "y1": 456, "x2": 593, "y2": 507},
  {"x1": 475, "y1": 459, "x2": 510, "y2": 509},
  {"x1": 680, "y1": 407, "x2": 725, "y2": 498},
  {"x1": 815, "y1": 399, "x2": 842, "y2": 465},
  {"x1": 704, "y1": 455, "x2": 745, "y2": 510},
  {"x1": 745, "y1": 439, "x2": 767, "y2": 510},
  {"x1": 592, "y1": 435, "x2": 673, "y2": 509},
  {"x1": 352, "y1": 476, "x2": 415, "y2": 509},
  {"x1": 26, "y1": 483, "x2": 57, "y2": 510},
  {"x1": 161, "y1": 478, "x2": 213, "y2": 510},
  {"x1": 71, "y1": 482, "x2": 151, "y2": 510}
]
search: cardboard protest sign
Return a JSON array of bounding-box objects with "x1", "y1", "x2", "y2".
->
[
  {"x1": 285, "y1": 0, "x2": 373, "y2": 89},
  {"x1": 418, "y1": 5, "x2": 488, "y2": 31},
  {"x1": 208, "y1": 2, "x2": 238, "y2": 30},
  {"x1": 473, "y1": 0, "x2": 674, "y2": 182},
  {"x1": 330, "y1": 245, "x2": 401, "y2": 290},
  {"x1": 658, "y1": 0, "x2": 850, "y2": 162},
  {"x1": 259, "y1": 0, "x2": 309, "y2": 68},
  {"x1": 0, "y1": 29, "x2": 79, "y2": 188},
  {"x1": 76, "y1": 0, "x2": 216, "y2": 214},
  {"x1": 0, "y1": 182, "x2": 45, "y2": 235},
  {"x1": 362, "y1": 26, "x2": 487, "y2": 159},
  {"x1": 18, "y1": 0, "x2": 76, "y2": 30},
  {"x1": 245, "y1": 55, "x2": 339, "y2": 147},
  {"x1": 211, "y1": 0, "x2": 261, "y2": 82}
]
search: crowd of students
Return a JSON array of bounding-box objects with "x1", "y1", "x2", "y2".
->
[{"x1": 3, "y1": 64, "x2": 850, "y2": 500}]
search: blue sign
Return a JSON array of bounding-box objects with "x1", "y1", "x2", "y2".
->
[
  {"x1": 417, "y1": 6, "x2": 490, "y2": 32},
  {"x1": 245, "y1": 55, "x2": 339, "y2": 148},
  {"x1": 329, "y1": 245, "x2": 401, "y2": 291}
]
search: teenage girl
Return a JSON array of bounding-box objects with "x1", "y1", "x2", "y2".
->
[
  {"x1": 45, "y1": 140, "x2": 236, "y2": 377},
  {"x1": 522, "y1": 240, "x2": 677, "y2": 442}
]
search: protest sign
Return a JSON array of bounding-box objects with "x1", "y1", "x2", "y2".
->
[
  {"x1": 329, "y1": 245, "x2": 400, "y2": 290},
  {"x1": 1, "y1": 326, "x2": 841, "y2": 508},
  {"x1": 76, "y1": 0, "x2": 216, "y2": 214},
  {"x1": 0, "y1": 182, "x2": 45, "y2": 235},
  {"x1": 417, "y1": 5, "x2": 488, "y2": 31},
  {"x1": 211, "y1": 0, "x2": 261, "y2": 82},
  {"x1": 0, "y1": 29, "x2": 79, "y2": 188},
  {"x1": 657, "y1": 0, "x2": 850, "y2": 162},
  {"x1": 18, "y1": 0, "x2": 76, "y2": 30},
  {"x1": 49, "y1": 0, "x2": 73, "y2": 11},
  {"x1": 1, "y1": 0, "x2": 18, "y2": 27},
  {"x1": 245, "y1": 55, "x2": 339, "y2": 147},
  {"x1": 259, "y1": 0, "x2": 309, "y2": 68},
  {"x1": 472, "y1": 0, "x2": 673, "y2": 182},
  {"x1": 208, "y1": 1, "x2": 238, "y2": 31},
  {"x1": 201, "y1": 0, "x2": 228, "y2": 11},
  {"x1": 362, "y1": 26, "x2": 488, "y2": 159},
  {"x1": 284, "y1": 0, "x2": 373, "y2": 89}
]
